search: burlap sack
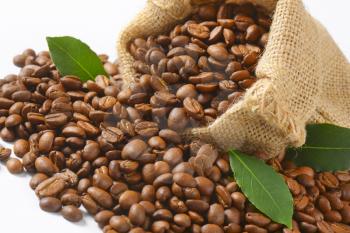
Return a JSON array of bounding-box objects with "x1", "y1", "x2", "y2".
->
[{"x1": 117, "y1": 0, "x2": 350, "y2": 158}]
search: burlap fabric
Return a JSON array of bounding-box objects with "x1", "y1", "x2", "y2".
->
[{"x1": 117, "y1": 0, "x2": 350, "y2": 158}]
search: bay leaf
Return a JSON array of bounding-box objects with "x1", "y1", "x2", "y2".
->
[
  {"x1": 229, "y1": 150, "x2": 293, "y2": 228},
  {"x1": 46, "y1": 36, "x2": 106, "y2": 82},
  {"x1": 288, "y1": 124, "x2": 350, "y2": 171}
]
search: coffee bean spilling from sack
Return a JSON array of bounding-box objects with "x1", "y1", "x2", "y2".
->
[{"x1": 0, "y1": 2, "x2": 349, "y2": 233}]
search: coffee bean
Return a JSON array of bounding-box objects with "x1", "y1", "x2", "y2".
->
[
  {"x1": 245, "y1": 212, "x2": 271, "y2": 227},
  {"x1": 13, "y1": 139, "x2": 29, "y2": 158},
  {"x1": 35, "y1": 157, "x2": 58, "y2": 176},
  {"x1": 93, "y1": 173, "x2": 113, "y2": 190},
  {"x1": 183, "y1": 97, "x2": 204, "y2": 120},
  {"x1": 81, "y1": 194, "x2": 101, "y2": 215},
  {"x1": 231, "y1": 192, "x2": 246, "y2": 210},
  {"x1": 297, "y1": 174, "x2": 315, "y2": 187},
  {"x1": 62, "y1": 125, "x2": 86, "y2": 138},
  {"x1": 187, "y1": 24, "x2": 210, "y2": 39},
  {"x1": 61, "y1": 193, "x2": 81, "y2": 207},
  {"x1": 246, "y1": 24, "x2": 261, "y2": 42},
  {"x1": 135, "y1": 121, "x2": 159, "y2": 137},
  {"x1": 0, "y1": 146, "x2": 11, "y2": 161},
  {"x1": 82, "y1": 141, "x2": 100, "y2": 161},
  {"x1": 0, "y1": 97, "x2": 15, "y2": 109},
  {"x1": 174, "y1": 213, "x2": 191, "y2": 228},
  {"x1": 87, "y1": 187, "x2": 114, "y2": 209},
  {"x1": 45, "y1": 113, "x2": 68, "y2": 128},
  {"x1": 341, "y1": 205, "x2": 350, "y2": 224},
  {"x1": 38, "y1": 131, "x2": 55, "y2": 153},
  {"x1": 201, "y1": 224, "x2": 224, "y2": 233},
  {"x1": 5, "y1": 114, "x2": 22, "y2": 127},
  {"x1": 159, "y1": 129, "x2": 181, "y2": 144},
  {"x1": 61, "y1": 205, "x2": 83, "y2": 222},
  {"x1": 39, "y1": 197, "x2": 62, "y2": 212},
  {"x1": 110, "y1": 215, "x2": 132, "y2": 233},
  {"x1": 207, "y1": 44, "x2": 229, "y2": 61},
  {"x1": 167, "y1": 108, "x2": 189, "y2": 131},
  {"x1": 122, "y1": 139, "x2": 148, "y2": 160},
  {"x1": 6, "y1": 158, "x2": 23, "y2": 174},
  {"x1": 173, "y1": 172, "x2": 196, "y2": 188},
  {"x1": 119, "y1": 190, "x2": 141, "y2": 210},
  {"x1": 342, "y1": 184, "x2": 350, "y2": 201},
  {"x1": 129, "y1": 203, "x2": 146, "y2": 226},
  {"x1": 208, "y1": 203, "x2": 225, "y2": 225},
  {"x1": 316, "y1": 220, "x2": 333, "y2": 233},
  {"x1": 244, "y1": 224, "x2": 268, "y2": 233},
  {"x1": 95, "y1": 210, "x2": 115, "y2": 227},
  {"x1": 319, "y1": 172, "x2": 339, "y2": 189},
  {"x1": 186, "y1": 199, "x2": 209, "y2": 212}
]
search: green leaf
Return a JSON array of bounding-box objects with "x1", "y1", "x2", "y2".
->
[
  {"x1": 46, "y1": 36, "x2": 106, "y2": 81},
  {"x1": 287, "y1": 124, "x2": 350, "y2": 172},
  {"x1": 229, "y1": 150, "x2": 293, "y2": 228}
]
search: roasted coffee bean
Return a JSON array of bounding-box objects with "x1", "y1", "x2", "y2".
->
[
  {"x1": 5, "y1": 114, "x2": 22, "y2": 127},
  {"x1": 207, "y1": 44, "x2": 229, "y2": 61},
  {"x1": 231, "y1": 192, "x2": 246, "y2": 210},
  {"x1": 38, "y1": 131, "x2": 55, "y2": 153},
  {"x1": 187, "y1": 24, "x2": 210, "y2": 39},
  {"x1": 6, "y1": 158, "x2": 23, "y2": 174},
  {"x1": 174, "y1": 213, "x2": 191, "y2": 228},
  {"x1": 319, "y1": 172, "x2": 339, "y2": 189},
  {"x1": 129, "y1": 203, "x2": 146, "y2": 226},
  {"x1": 88, "y1": 187, "x2": 114, "y2": 209},
  {"x1": 119, "y1": 190, "x2": 141, "y2": 210},
  {"x1": 208, "y1": 203, "x2": 225, "y2": 225},
  {"x1": 122, "y1": 139, "x2": 148, "y2": 160},
  {"x1": 201, "y1": 224, "x2": 224, "y2": 233},
  {"x1": 39, "y1": 197, "x2": 62, "y2": 212},
  {"x1": 135, "y1": 121, "x2": 159, "y2": 137},
  {"x1": 163, "y1": 147, "x2": 183, "y2": 167},
  {"x1": 82, "y1": 194, "x2": 101, "y2": 215},
  {"x1": 61, "y1": 205, "x2": 83, "y2": 222},
  {"x1": 0, "y1": 97, "x2": 15, "y2": 109},
  {"x1": 82, "y1": 141, "x2": 100, "y2": 161},
  {"x1": 45, "y1": 113, "x2": 68, "y2": 127},
  {"x1": 93, "y1": 173, "x2": 113, "y2": 190},
  {"x1": 0, "y1": 146, "x2": 11, "y2": 161},
  {"x1": 167, "y1": 108, "x2": 189, "y2": 131},
  {"x1": 324, "y1": 210, "x2": 342, "y2": 222},
  {"x1": 35, "y1": 156, "x2": 58, "y2": 176},
  {"x1": 61, "y1": 193, "x2": 81, "y2": 207},
  {"x1": 244, "y1": 224, "x2": 268, "y2": 233},
  {"x1": 245, "y1": 212, "x2": 271, "y2": 227},
  {"x1": 95, "y1": 210, "x2": 115, "y2": 227},
  {"x1": 183, "y1": 97, "x2": 204, "y2": 120},
  {"x1": 13, "y1": 139, "x2": 29, "y2": 158},
  {"x1": 186, "y1": 199, "x2": 209, "y2": 212},
  {"x1": 176, "y1": 84, "x2": 197, "y2": 100},
  {"x1": 62, "y1": 125, "x2": 86, "y2": 138},
  {"x1": 110, "y1": 215, "x2": 132, "y2": 233},
  {"x1": 342, "y1": 183, "x2": 350, "y2": 201},
  {"x1": 29, "y1": 173, "x2": 48, "y2": 190},
  {"x1": 0, "y1": 127, "x2": 16, "y2": 142}
]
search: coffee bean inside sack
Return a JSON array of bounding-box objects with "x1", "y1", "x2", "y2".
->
[{"x1": 0, "y1": 2, "x2": 349, "y2": 233}]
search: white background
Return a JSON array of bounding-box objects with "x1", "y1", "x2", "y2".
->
[{"x1": 0, "y1": 1, "x2": 349, "y2": 232}]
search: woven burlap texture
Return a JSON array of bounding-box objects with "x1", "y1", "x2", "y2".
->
[{"x1": 117, "y1": 0, "x2": 350, "y2": 157}]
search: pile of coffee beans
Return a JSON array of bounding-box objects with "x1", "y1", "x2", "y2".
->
[{"x1": 0, "y1": 2, "x2": 349, "y2": 233}]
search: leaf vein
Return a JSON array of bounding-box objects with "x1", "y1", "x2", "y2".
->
[
  {"x1": 233, "y1": 153, "x2": 281, "y2": 212},
  {"x1": 50, "y1": 39, "x2": 94, "y2": 79}
]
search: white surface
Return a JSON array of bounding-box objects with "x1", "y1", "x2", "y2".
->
[{"x1": 0, "y1": 1, "x2": 349, "y2": 232}]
